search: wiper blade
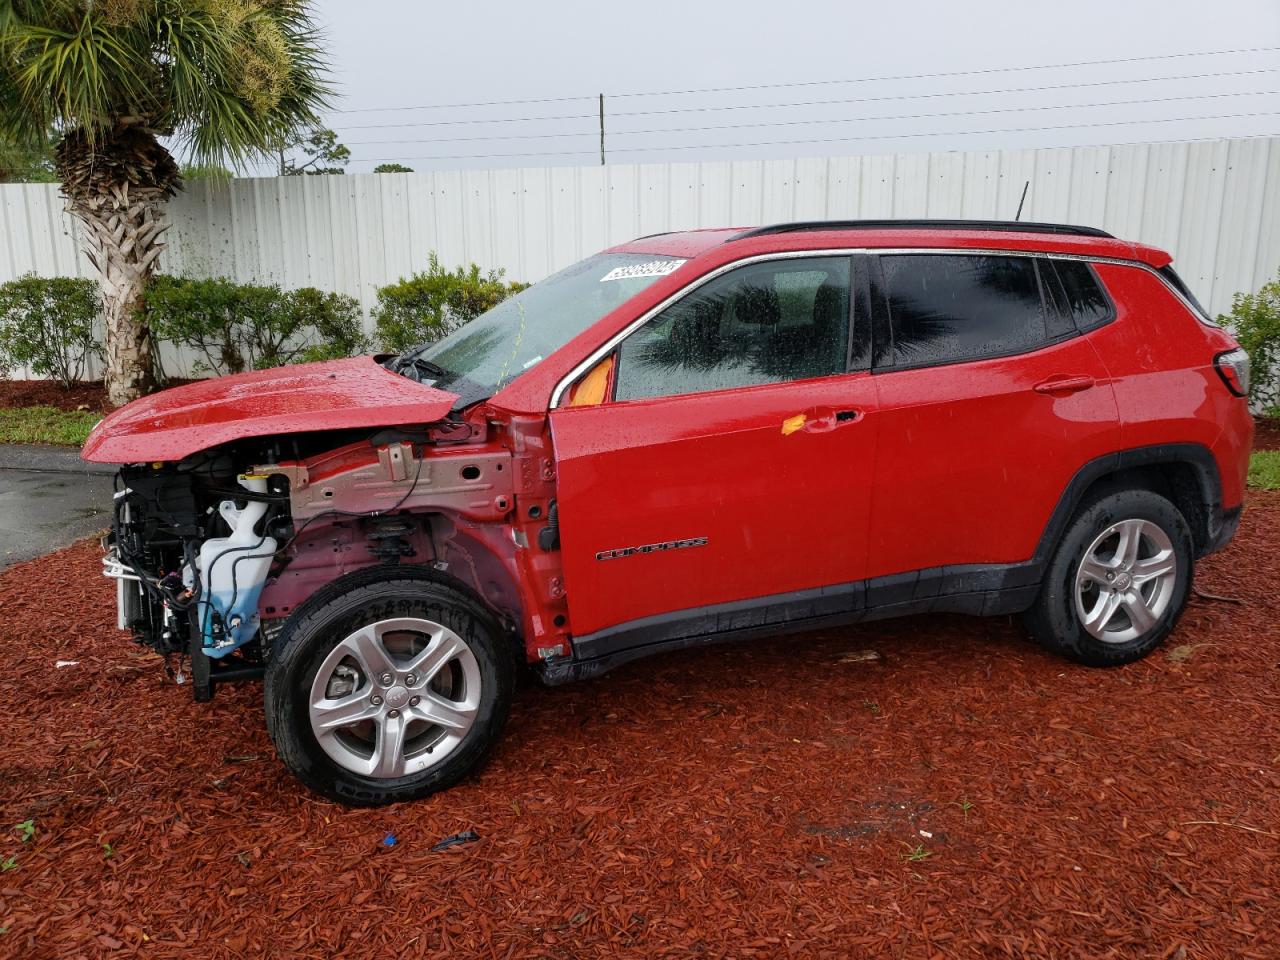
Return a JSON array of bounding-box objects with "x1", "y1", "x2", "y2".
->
[
  {"x1": 406, "y1": 357, "x2": 450, "y2": 378},
  {"x1": 386, "y1": 345, "x2": 452, "y2": 382}
]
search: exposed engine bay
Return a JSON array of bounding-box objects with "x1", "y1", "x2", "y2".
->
[
  {"x1": 104, "y1": 420, "x2": 567, "y2": 701},
  {"x1": 106, "y1": 443, "x2": 296, "y2": 698}
]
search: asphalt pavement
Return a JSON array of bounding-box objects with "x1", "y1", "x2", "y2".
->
[{"x1": 0, "y1": 444, "x2": 115, "y2": 571}]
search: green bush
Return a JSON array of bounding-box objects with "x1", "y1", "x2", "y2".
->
[
  {"x1": 374, "y1": 253, "x2": 527, "y2": 353},
  {"x1": 1219, "y1": 271, "x2": 1280, "y2": 407},
  {"x1": 0, "y1": 274, "x2": 101, "y2": 387},
  {"x1": 146, "y1": 276, "x2": 368, "y2": 376}
]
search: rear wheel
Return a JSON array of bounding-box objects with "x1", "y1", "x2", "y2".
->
[
  {"x1": 264, "y1": 570, "x2": 513, "y2": 806},
  {"x1": 1024, "y1": 488, "x2": 1193, "y2": 666}
]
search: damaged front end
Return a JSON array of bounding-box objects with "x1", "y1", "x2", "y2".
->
[
  {"x1": 104, "y1": 450, "x2": 293, "y2": 698},
  {"x1": 101, "y1": 414, "x2": 568, "y2": 702}
]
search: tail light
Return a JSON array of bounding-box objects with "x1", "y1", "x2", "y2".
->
[{"x1": 1213, "y1": 348, "x2": 1250, "y2": 397}]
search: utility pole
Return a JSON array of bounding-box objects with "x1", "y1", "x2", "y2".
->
[{"x1": 599, "y1": 93, "x2": 605, "y2": 166}]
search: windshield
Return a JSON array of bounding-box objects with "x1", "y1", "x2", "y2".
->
[{"x1": 390, "y1": 252, "x2": 686, "y2": 407}]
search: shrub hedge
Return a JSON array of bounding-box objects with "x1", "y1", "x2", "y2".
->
[
  {"x1": 0, "y1": 274, "x2": 100, "y2": 387},
  {"x1": 145, "y1": 276, "x2": 367, "y2": 377},
  {"x1": 0, "y1": 253, "x2": 527, "y2": 389},
  {"x1": 373, "y1": 253, "x2": 526, "y2": 353}
]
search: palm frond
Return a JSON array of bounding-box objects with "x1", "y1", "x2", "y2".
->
[
  {"x1": 0, "y1": 0, "x2": 332, "y2": 166},
  {"x1": 1, "y1": 18, "x2": 152, "y2": 145}
]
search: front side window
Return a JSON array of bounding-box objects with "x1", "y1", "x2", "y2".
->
[
  {"x1": 879, "y1": 254, "x2": 1046, "y2": 368},
  {"x1": 614, "y1": 257, "x2": 852, "y2": 401}
]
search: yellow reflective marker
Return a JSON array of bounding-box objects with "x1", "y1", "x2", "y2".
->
[{"x1": 781, "y1": 413, "x2": 806, "y2": 436}]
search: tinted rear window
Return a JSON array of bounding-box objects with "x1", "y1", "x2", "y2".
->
[{"x1": 880, "y1": 254, "x2": 1046, "y2": 367}]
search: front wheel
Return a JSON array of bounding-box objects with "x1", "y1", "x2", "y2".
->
[
  {"x1": 1023, "y1": 488, "x2": 1193, "y2": 667},
  {"x1": 264, "y1": 569, "x2": 513, "y2": 806}
]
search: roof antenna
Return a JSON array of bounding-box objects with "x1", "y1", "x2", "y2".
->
[{"x1": 1014, "y1": 180, "x2": 1030, "y2": 221}]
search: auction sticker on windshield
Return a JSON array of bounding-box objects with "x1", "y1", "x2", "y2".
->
[{"x1": 599, "y1": 259, "x2": 686, "y2": 283}]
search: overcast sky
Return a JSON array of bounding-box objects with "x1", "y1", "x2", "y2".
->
[{"x1": 274, "y1": 0, "x2": 1280, "y2": 174}]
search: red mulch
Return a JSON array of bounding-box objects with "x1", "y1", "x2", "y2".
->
[
  {"x1": 1254, "y1": 417, "x2": 1280, "y2": 452},
  {"x1": 0, "y1": 379, "x2": 112, "y2": 414},
  {"x1": 1, "y1": 499, "x2": 1278, "y2": 959},
  {"x1": 0, "y1": 380, "x2": 200, "y2": 414}
]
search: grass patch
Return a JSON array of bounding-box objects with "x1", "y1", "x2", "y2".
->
[
  {"x1": 0, "y1": 406, "x2": 100, "y2": 445},
  {"x1": 1249, "y1": 450, "x2": 1280, "y2": 490}
]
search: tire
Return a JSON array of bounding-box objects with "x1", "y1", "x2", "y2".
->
[
  {"x1": 264, "y1": 567, "x2": 513, "y2": 806},
  {"x1": 1023, "y1": 488, "x2": 1193, "y2": 667}
]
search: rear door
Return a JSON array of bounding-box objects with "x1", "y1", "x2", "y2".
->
[
  {"x1": 865, "y1": 252, "x2": 1120, "y2": 580},
  {"x1": 549, "y1": 255, "x2": 880, "y2": 639}
]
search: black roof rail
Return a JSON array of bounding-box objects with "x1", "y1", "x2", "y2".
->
[{"x1": 731, "y1": 219, "x2": 1114, "y2": 241}]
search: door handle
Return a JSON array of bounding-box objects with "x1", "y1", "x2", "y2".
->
[
  {"x1": 782, "y1": 407, "x2": 863, "y2": 435},
  {"x1": 1033, "y1": 375, "x2": 1095, "y2": 395}
]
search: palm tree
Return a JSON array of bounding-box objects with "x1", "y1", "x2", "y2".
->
[{"x1": 0, "y1": 1, "x2": 330, "y2": 405}]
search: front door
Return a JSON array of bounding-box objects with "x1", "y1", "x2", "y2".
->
[{"x1": 548, "y1": 255, "x2": 880, "y2": 641}]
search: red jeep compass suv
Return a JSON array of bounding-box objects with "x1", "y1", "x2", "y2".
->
[{"x1": 84, "y1": 220, "x2": 1253, "y2": 805}]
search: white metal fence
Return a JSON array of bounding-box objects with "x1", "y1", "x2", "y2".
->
[{"x1": 2, "y1": 136, "x2": 1277, "y2": 377}]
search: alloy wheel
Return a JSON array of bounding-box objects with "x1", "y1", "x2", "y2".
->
[
  {"x1": 308, "y1": 617, "x2": 481, "y2": 778},
  {"x1": 1073, "y1": 518, "x2": 1178, "y2": 644}
]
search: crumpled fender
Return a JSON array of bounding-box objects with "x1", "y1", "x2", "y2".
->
[{"x1": 82, "y1": 356, "x2": 460, "y2": 463}]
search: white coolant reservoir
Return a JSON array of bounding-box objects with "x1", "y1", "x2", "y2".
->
[{"x1": 197, "y1": 475, "x2": 278, "y2": 658}]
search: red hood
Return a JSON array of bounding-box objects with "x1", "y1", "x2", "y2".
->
[{"x1": 82, "y1": 356, "x2": 460, "y2": 463}]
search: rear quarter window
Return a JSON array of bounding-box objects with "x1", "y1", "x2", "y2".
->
[{"x1": 1049, "y1": 259, "x2": 1114, "y2": 332}]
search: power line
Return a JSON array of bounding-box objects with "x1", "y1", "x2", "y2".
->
[
  {"x1": 331, "y1": 69, "x2": 1277, "y2": 132},
  {"x1": 337, "y1": 112, "x2": 594, "y2": 131},
  {"x1": 607, "y1": 46, "x2": 1280, "y2": 99},
  {"x1": 612, "y1": 89, "x2": 1280, "y2": 137},
  {"x1": 323, "y1": 45, "x2": 1279, "y2": 116},
  {"x1": 344, "y1": 90, "x2": 1279, "y2": 148},
  {"x1": 359, "y1": 112, "x2": 1280, "y2": 163},
  {"x1": 328, "y1": 94, "x2": 593, "y2": 114},
  {"x1": 606, "y1": 70, "x2": 1279, "y2": 120}
]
